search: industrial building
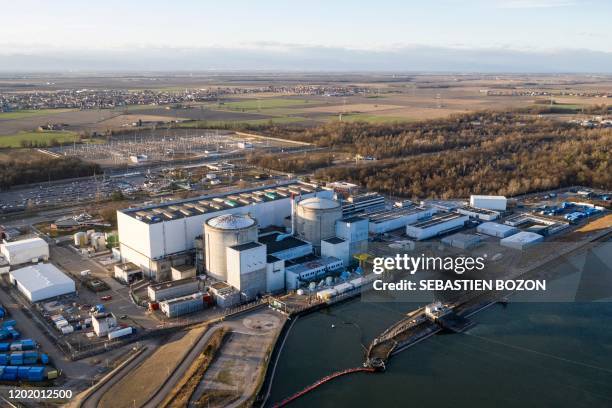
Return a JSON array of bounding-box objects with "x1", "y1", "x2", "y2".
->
[
  {"x1": 285, "y1": 256, "x2": 344, "y2": 290},
  {"x1": 117, "y1": 180, "x2": 331, "y2": 280},
  {"x1": 148, "y1": 277, "x2": 200, "y2": 302},
  {"x1": 405, "y1": 213, "x2": 469, "y2": 241},
  {"x1": 171, "y1": 264, "x2": 196, "y2": 281},
  {"x1": 469, "y1": 195, "x2": 507, "y2": 211},
  {"x1": 441, "y1": 233, "x2": 483, "y2": 249},
  {"x1": 92, "y1": 313, "x2": 117, "y2": 337},
  {"x1": 368, "y1": 207, "x2": 436, "y2": 234},
  {"x1": 456, "y1": 206, "x2": 500, "y2": 221},
  {"x1": 113, "y1": 262, "x2": 143, "y2": 284},
  {"x1": 321, "y1": 237, "x2": 350, "y2": 267},
  {"x1": 504, "y1": 214, "x2": 569, "y2": 236},
  {"x1": 9, "y1": 264, "x2": 75, "y2": 303},
  {"x1": 258, "y1": 233, "x2": 312, "y2": 261},
  {"x1": 500, "y1": 231, "x2": 544, "y2": 250},
  {"x1": 477, "y1": 222, "x2": 519, "y2": 238},
  {"x1": 226, "y1": 241, "x2": 267, "y2": 299},
  {"x1": 266, "y1": 255, "x2": 285, "y2": 293},
  {"x1": 160, "y1": 293, "x2": 205, "y2": 317},
  {"x1": 335, "y1": 216, "x2": 369, "y2": 261},
  {"x1": 340, "y1": 193, "x2": 385, "y2": 217},
  {"x1": 208, "y1": 282, "x2": 240, "y2": 308},
  {"x1": 0, "y1": 238, "x2": 49, "y2": 266}
]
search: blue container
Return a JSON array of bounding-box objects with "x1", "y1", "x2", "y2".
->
[
  {"x1": 27, "y1": 367, "x2": 45, "y2": 381},
  {"x1": 1, "y1": 320, "x2": 16, "y2": 328},
  {"x1": 17, "y1": 339, "x2": 36, "y2": 351},
  {"x1": 0, "y1": 308, "x2": 5, "y2": 318},
  {"x1": 2, "y1": 366, "x2": 17, "y2": 380},
  {"x1": 17, "y1": 366, "x2": 30, "y2": 379},
  {"x1": 0, "y1": 343, "x2": 8, "y2": 352},
  {"x1": 40, "y1": 354, "x2": 49, "y2": 365}
]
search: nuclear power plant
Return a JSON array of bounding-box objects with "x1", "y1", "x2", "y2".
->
[{"x1": 116, "y1": 180, "x2": 370, "y2": 303}]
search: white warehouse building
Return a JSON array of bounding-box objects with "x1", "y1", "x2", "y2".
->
[
  {"x1": 117, "y1": 181, "x2": 331, "y2": 280},
  {"x1": 9, "y1": 263, "x2": 76, "y2": 302},
  {"x1": 1, "y1": 237, "x2": 49, "y2": 266},
  {"x1": 405, "y1": 213, "x2": 469, "y2": 241},
  {"x1": 469, "y1": 195, "x2": 507, "y2": 211}
]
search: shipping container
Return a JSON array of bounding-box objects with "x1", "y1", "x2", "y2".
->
[{"x1": 107, "y1": 327, "x2": 133, "y2": 340}]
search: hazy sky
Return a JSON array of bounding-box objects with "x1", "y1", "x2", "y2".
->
[{"x1": 1, "y1": 0, "x2": 611, "y2": 71}]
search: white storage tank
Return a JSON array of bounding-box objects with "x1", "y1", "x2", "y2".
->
[
  {"x1": 73, "y1": 232, "x2": 88, "y2": 247},
  {"x1": 204, "y1": 214, "x2": 258, "y2": 281},
  {"x1": 295, "y1": 197, "x2": 342, "y2": 253}
]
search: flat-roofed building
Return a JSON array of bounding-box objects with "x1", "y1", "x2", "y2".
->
[
  {"x1": 147, "y1": 277, "x2": 200, "y2": 302},
  {"x1": 405, "y1": 213, "x2": 469, "y2": 241}
]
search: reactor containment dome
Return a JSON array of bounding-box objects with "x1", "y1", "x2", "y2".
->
[
  {"x1": 295, "y1": 197, "x2": 342, "y2": 253},
  {"x1": 204, "y1": 214, "x2": 258, "y2": 281}
]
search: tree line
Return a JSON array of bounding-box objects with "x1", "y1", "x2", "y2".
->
[
  {"x1": 0, "y1": 157, "x2": 101, "y2": 190},
  {"x1": 248, "y1": 111, "x2": 610, "y2": 198}
]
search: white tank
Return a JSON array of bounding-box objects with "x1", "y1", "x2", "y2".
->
[
  {"x1": 204, "y1": 214, "x2": 258, "y2": 281},
  {"x1": 74, "y1": 231, "x2": 88, "y2": 247},
  {"x1": 295, "y1": 197, "x2": 342, "y2": 253}
]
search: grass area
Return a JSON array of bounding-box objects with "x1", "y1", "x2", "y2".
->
[
  {"x1": 0, "y1": 108, "x2": 76, "y2": 119},
  {"x1": 220, "y1": 98, "x2": 314, "y2": 111},
  {"x1": 330, "y1": 113, "x2": 412, "y2": 123},
  {"x1": 162, "y1": 328, "x2": 227, "y2": 408},
  {"x1": 177, "y1": 116, "x2": 307, "y2": 128},
  {"x1": 0, "y1": 130, "x2": 79, "y2": 148},
  {"x1": 99, "y1": 325, "x2": 208, "y2": 408}
]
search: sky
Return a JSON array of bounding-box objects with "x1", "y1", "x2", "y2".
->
[{"x1": 1, "y1": 0, "x2": 611, "y2": 72}]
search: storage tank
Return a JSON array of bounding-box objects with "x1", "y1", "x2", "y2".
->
[
  {"x1": 73, "y1": 232, "x2": 88, "y2": 247},
  {"x1": 204, "y1": 214, "x2": 258, "y2": 281},
  {"x1": 295, "y1": 197, "x2": 342, "y2": 253}
]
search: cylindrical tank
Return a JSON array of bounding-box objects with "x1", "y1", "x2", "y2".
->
[
  {"x1": 73, "y1": 232, "x2": 88, "y2": 247},
  {"x1": 204, "y1": 214, "x2": 258, "y2": 281},
  {"x1": 295, "y1": 197, "x2": 342, "y2": 253}
]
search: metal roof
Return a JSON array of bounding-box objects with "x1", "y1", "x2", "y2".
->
[{"x1": 9, "y1": 263, "x2": 74, "y2": 293}]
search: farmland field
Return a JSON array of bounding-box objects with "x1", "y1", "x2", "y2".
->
[
  {"x1": 0, "y1": 130, "x2": 79, "y2": 148},
  {"x1": 220, "y1": 98, "x2": 316, "y2": 111},
  {"x1": 0, "y1": 108, "x2": 77, "y2": 119}
]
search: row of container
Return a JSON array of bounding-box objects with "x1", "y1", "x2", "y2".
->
[
  {"x1": 0, "y1": 351, "x2": 49, "y2": 366},
  {"x1": 52, "y1": 313, "x2": 92, "y2": 334},
  {"x1": 0, "y1": 365, "x2": 46, "y2": 381},
  {"x1": 0, "y1": 339, "x2": 37, "y2": 352},
  {"x1": 316, "y1": 276, "x2": 372, "y2": 300}
]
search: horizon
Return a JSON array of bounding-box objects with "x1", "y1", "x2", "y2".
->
[{"x1": 2, "y1": 0, "x2": 612, "y2": 73}]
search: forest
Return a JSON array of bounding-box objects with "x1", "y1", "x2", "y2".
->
[
  {"x1": 250, "y1": 111, "x2": 611, "y2": 198},
  {"x1": 0, "y1": 157, "x2": 101, "y2": 190}
]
